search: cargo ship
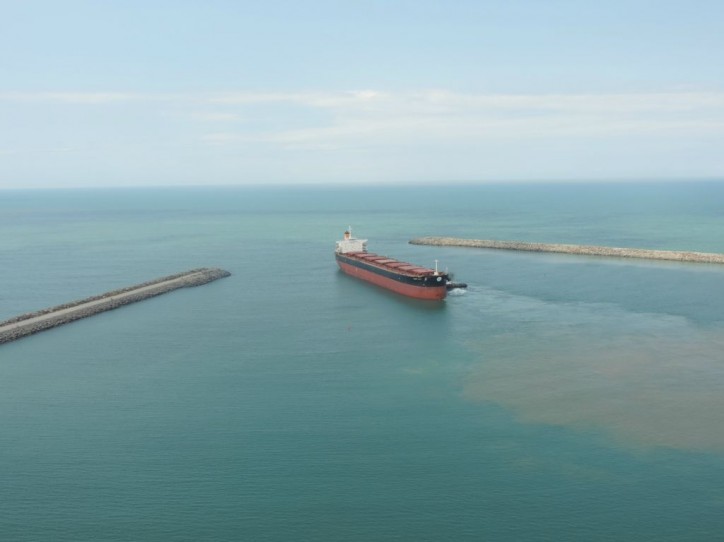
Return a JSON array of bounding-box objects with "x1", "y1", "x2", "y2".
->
[{"x1": 335, "y1": 229, "x2": 455, "y2": 300}]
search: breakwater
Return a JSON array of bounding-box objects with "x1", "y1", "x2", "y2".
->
[
  {"x1": 0, "y1": 268, "x2": 231, "y2": 345},
  {"x1": 410, "y1": 237, "x2": 724, "y2": 264}
]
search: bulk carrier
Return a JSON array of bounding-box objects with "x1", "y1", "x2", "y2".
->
[{"x1": 335, "y1": 229, "x2": 461, "y2": 300}]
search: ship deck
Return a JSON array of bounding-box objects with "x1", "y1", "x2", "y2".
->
[{"x1": 341, "y1": 252, "x2": 436, "y2": 277}]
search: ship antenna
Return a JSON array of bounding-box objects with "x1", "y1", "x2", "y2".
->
[{"x1": 434, "y1": 259, "x2": 439, "y2": 274}]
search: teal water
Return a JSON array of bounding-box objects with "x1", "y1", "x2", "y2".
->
[{"x1": 2, "y1": 182, "x2": 724, "y2": 540}]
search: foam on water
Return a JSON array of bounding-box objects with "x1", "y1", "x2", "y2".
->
[{"x1": 447, "y1": 287, "x2": 468, "y2": 296}]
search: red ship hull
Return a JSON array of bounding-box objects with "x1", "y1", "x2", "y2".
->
[{"x1": 336, "y1": 258, "x2": 447, "y2": 300}]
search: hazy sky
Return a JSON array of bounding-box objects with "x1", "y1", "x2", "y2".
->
[{"x1": 2, "y1": 0, "x2": 723, "y2": 188}]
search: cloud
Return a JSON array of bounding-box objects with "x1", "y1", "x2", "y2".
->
[
  {"x1": 190, "y1": 90, "x2": 724, "y2": 151},
  {"x1": 200, "y1": 132, "x2": 244, "y2": 144},
  {"x1": 0, "y1": 92, "x2": 142, "y2": 104},
  {"x1": 4, "y1": 88, "x2": 723, "y2": 120},
  {"x1": 4, "y1": 89, "x2": 723, "y2": 148},
  {"x1": 3, "y1": 89, "x2": 723, "y2": 184},
  {"x1": 199, "y1": 89, "x2": 724, "y2": 114},
  {"x1": 190, "y1": 112, "x2": 242, "y2": 122}
]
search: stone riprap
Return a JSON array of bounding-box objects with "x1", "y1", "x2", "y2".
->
[
  {"x1": 410, "y1": 237, "x2": 724, "y2": 264},
  {"x1": 0, "y1": 268, "x2": 231, "y2": 345}
]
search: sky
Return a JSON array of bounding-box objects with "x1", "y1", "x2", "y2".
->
[{"x1": 1, "y1": 0, "x2": 723, "y2": 188}]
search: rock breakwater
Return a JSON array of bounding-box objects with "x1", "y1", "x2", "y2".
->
[
  {"x1": 410, "y1": 237, "x2": 724, "y2": 264},
  {"x1": 0, "y1": 268, "x2": 231, "y2": 345}
]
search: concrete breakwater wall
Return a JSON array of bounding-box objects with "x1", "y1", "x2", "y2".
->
[
  {"x1": 410, "y1": 237, "x2": 724, "y2": 265},
  {"x1": 0, "y1": 268, "x2": 231, "y2": 345}
]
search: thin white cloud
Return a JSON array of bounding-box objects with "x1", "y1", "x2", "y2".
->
[
  {"x1": 191, "y1": 90, "x2": 724, "y2": 150},
  {"x1": 4, "y1": 88, "x2": 722, "y2": 113},
  {"x1": 200, "y1": 89, "x2": 724, "y2": 113},
  {"x1": 4, "y1": 88, "x2": 724, "y2": 156},
  {"x1": 190, "y1": 112, "x2": 242, "y2": 122},
  {"x1": 406, "y1": 90, "x2": 724, "y2": 113},
  {"x1": 0, "y1": 92, "x2": 142, "y2": 104},
  {"x1": 200, "y1": 132, "x2": 243, "y2": 144}
]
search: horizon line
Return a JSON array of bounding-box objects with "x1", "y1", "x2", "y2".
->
[{"x1": 2, "y1": 177, "x2": 724, "y2": 192}]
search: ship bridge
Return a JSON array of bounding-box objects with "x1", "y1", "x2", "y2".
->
[{"x1": 336, "y1": 229, "x2": 368, "y2": 254}]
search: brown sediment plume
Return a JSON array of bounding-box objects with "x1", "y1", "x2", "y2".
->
[
  {"x1": 410, "y1": 237, "x2": 724, "y2": 264},
  {"x1": 0, "y1": 268, "x2": 231, "y2": 345}
]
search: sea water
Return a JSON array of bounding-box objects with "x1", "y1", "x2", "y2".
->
[{"x1": 2, "y1": 182, "x2": 724, "y2": 541}]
